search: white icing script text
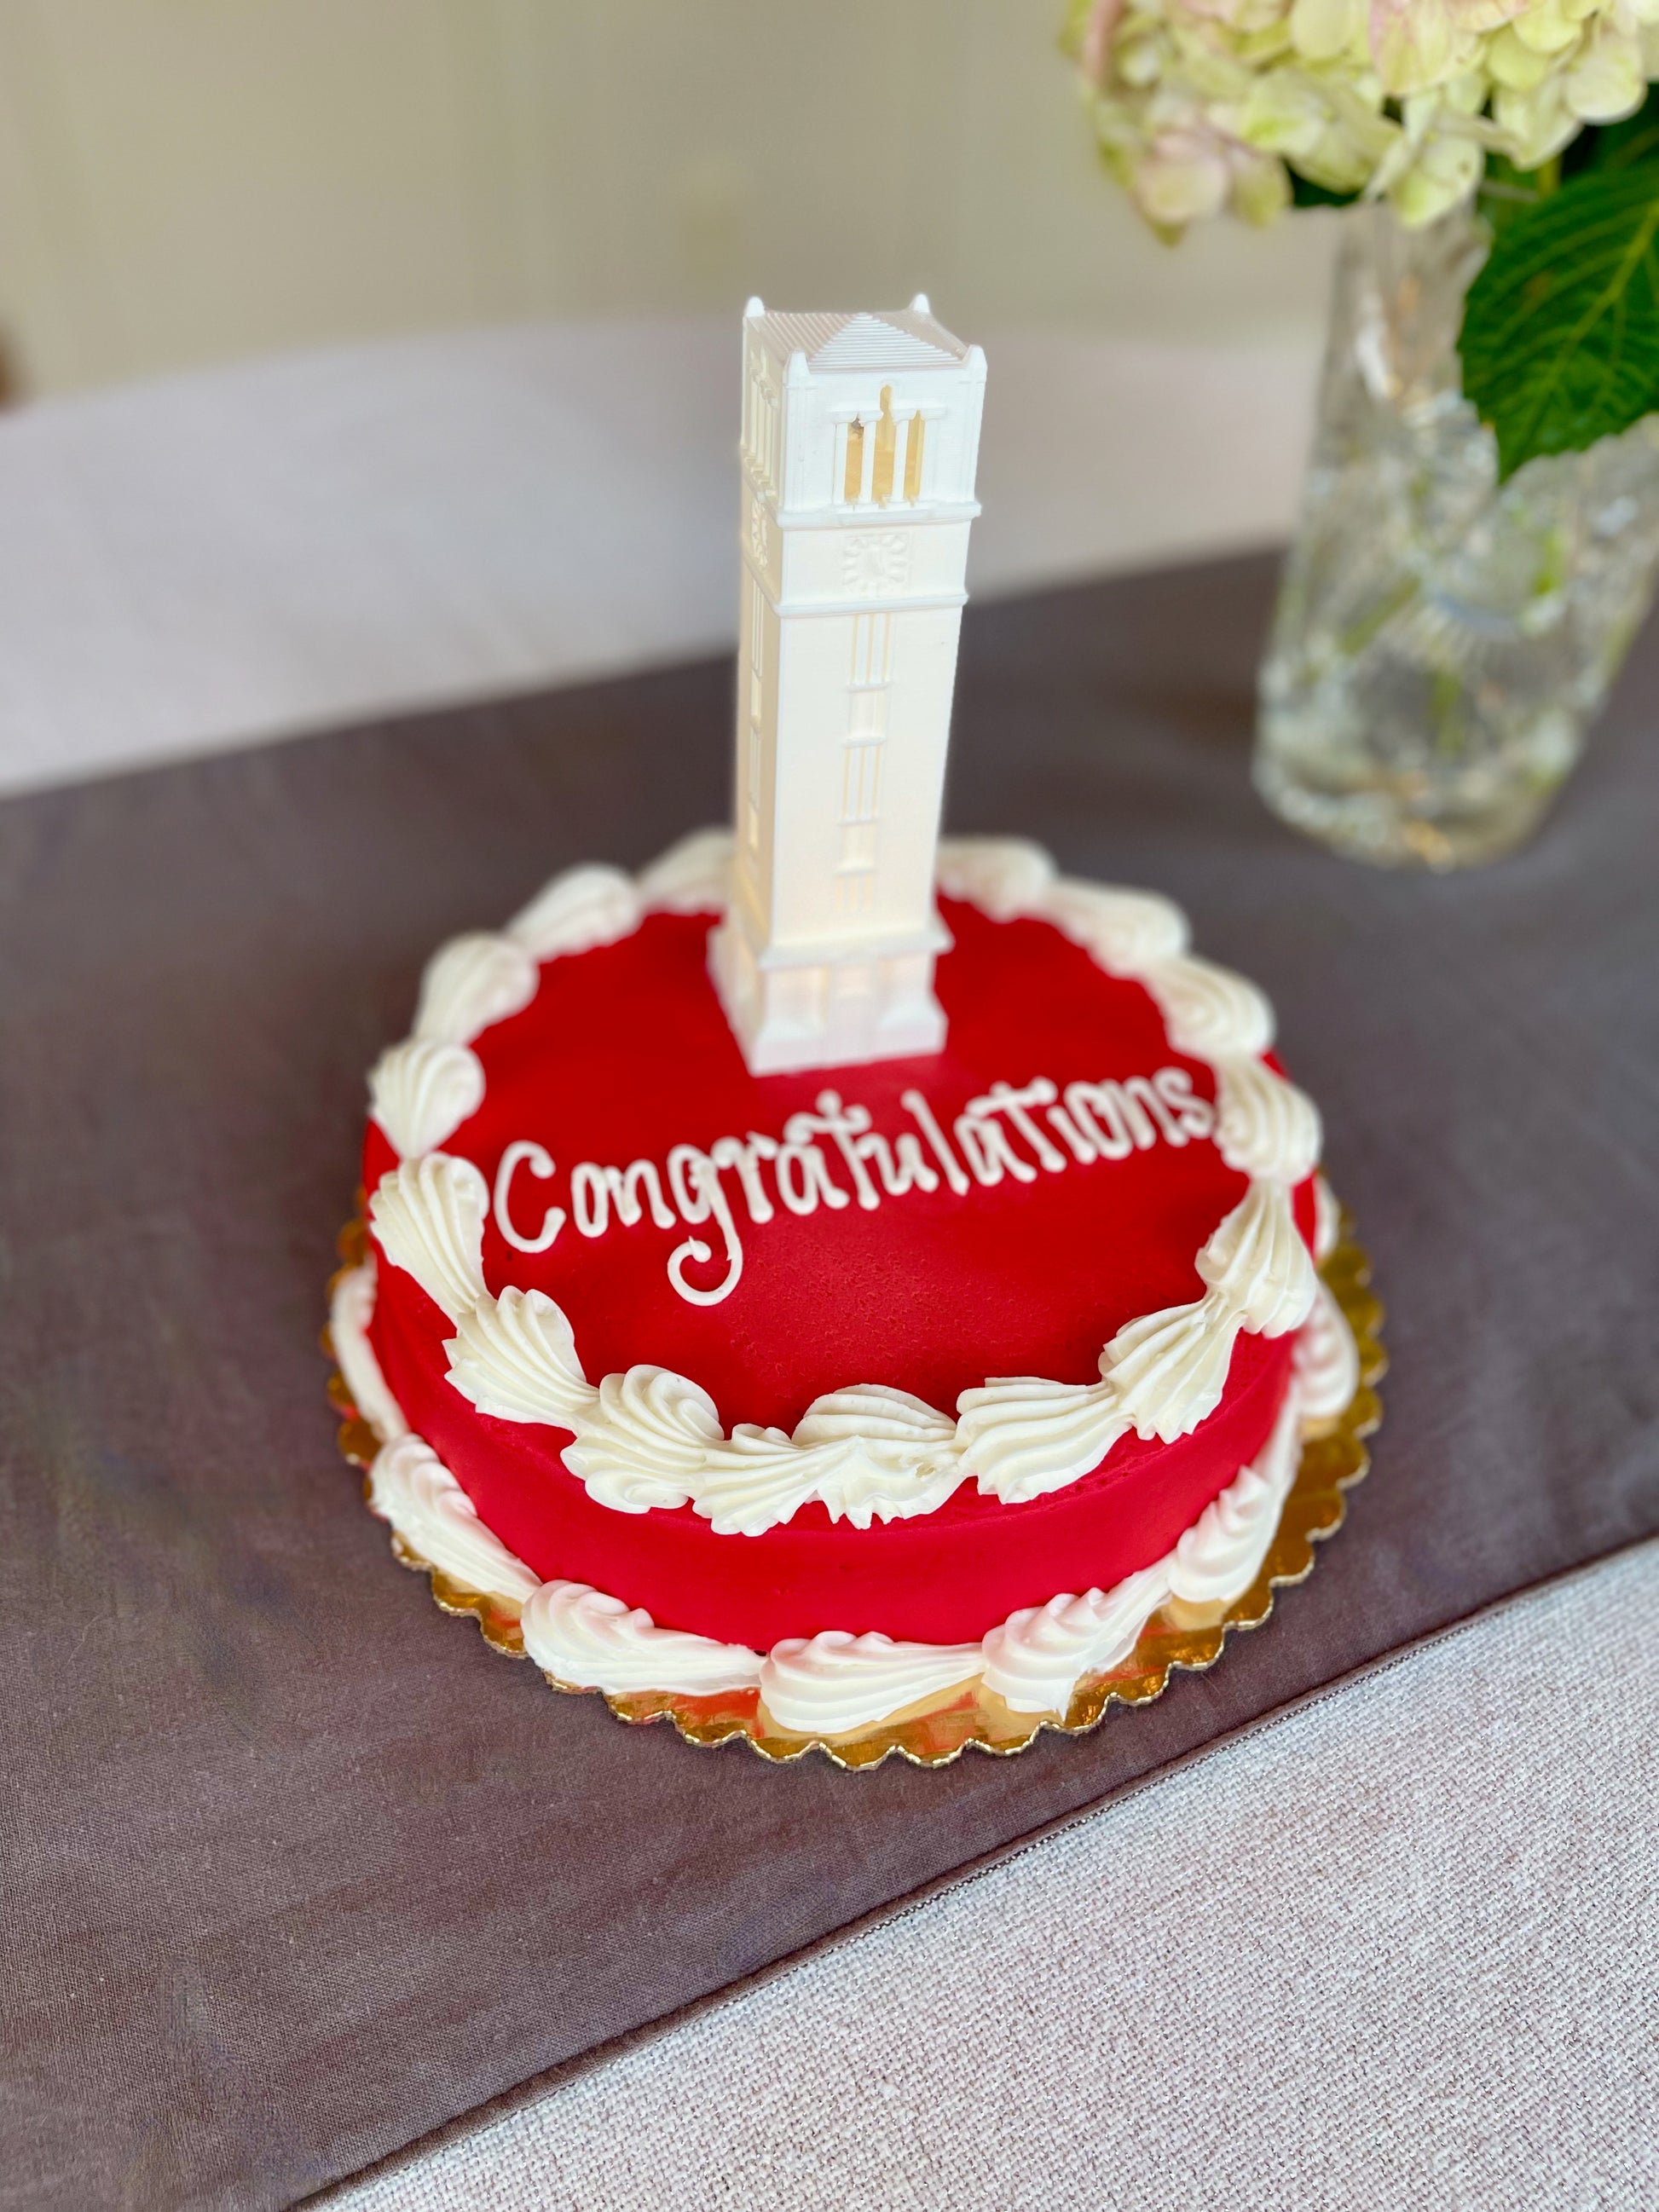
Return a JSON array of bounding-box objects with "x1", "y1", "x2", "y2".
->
[{"x1": 493, "y1": 1067, "x2": 1213, "y2": 1307}]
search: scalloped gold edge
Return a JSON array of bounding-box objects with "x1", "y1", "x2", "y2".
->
[{"x1": 324, "y1": 1203, "x2": 1384, "y2": 1770}]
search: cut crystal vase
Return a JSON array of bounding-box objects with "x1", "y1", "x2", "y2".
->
[{"x1": 1256, "y1": 204, "x2": 1659, "y2": 869}]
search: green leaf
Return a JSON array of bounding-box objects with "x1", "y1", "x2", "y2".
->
[
  {"x1": 1289, "y1": 173, "x2": 1360, "y2": 211},
  {"x1": 1460, "y1": 160, "x2": 1659, "y2": 480}
]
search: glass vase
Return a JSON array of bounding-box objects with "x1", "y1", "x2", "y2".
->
[{"x1": 1256, "y1": 203, "x2": 1659, "y2": 869}]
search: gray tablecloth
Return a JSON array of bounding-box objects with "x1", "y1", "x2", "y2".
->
[{"x1": 3, "y1": 555, "x2": 1656, "y2": 2211}]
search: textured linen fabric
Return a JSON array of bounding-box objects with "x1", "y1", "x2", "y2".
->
[
  {"x1": 0, "y1": 322, "x2": 1318, "y2": 797},
  {"x1": 3, "y1": 557, "x2": 1657, "y2": 2211},
  {"x1": 325, "y1": 1542, "x2": 1659, "y2": 2212}
]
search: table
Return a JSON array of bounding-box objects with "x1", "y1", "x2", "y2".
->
[
  {"x1": 2, "y1": 327, "x2": 1653, "y2": 2212},
  {"x1": 331, "y1": 1548, "x2": 1659, "y2": 2212}
]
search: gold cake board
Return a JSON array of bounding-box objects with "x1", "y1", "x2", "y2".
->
[{"x1": 325, "y1": 1209, "x2": 1384, "y2": 1770}]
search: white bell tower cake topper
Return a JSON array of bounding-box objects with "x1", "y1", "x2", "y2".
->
[{"x1": 710, "y1": 297, "x2": 987, "y2": 1075}]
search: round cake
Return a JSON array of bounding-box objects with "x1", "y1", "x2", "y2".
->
[{"x1": 330, "y1": 829, "x2": 1363, "y2": 1755}]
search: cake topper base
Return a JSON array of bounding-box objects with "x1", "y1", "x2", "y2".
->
[{"x1": 708, "y1": 906, "x2": 949, "y2": 1075}]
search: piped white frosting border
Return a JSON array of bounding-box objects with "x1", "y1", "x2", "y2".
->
[
  {"x1": 363, "y1": 833, "x2": 1326, "y2": 1540},
  {"x1": 333, "y1": 1181, "x2": 1359, "y2": 1737}
]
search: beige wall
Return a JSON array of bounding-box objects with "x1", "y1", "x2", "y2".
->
[{"x1": 0, "y1": 0, "x2": 1338, "y2": 398}]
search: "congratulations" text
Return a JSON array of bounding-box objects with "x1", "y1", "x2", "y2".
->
[{"x1": 492, "y1": 1066, "x2": 1214, "y2": 1308}]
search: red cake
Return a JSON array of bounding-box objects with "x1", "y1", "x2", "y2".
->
[{"x1": 330, "y1": 829, "x2": 1361, "y2": 1751}]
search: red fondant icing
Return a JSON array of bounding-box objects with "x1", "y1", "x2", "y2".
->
[{"x1": 364, "y1": 900, "x2": 1316, "y2": 1647}]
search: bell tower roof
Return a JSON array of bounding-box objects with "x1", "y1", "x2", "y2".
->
[{"x1": 744, "y1": 301, "x2": 969, "y2": 375}]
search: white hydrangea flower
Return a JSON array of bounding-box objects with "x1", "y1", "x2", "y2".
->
[{"x1": 1065, "y1": 0, "x2": 1659, "y2": 231}]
